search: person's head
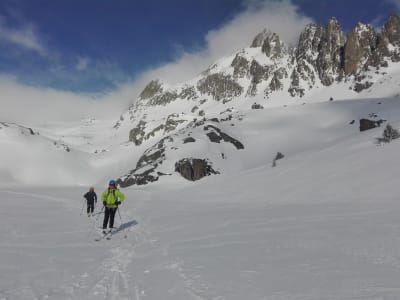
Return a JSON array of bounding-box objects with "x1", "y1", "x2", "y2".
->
[
  {"x1": 108, "y1": 180, "x2": 116, "y2": 189},
  {"x1": 89, "y1": 187, "x2": 94, "y2": 192}
]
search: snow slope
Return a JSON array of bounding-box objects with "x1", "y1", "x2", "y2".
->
[{"x1": 2, "y1": 95, "x2": 400, "y2": 299}]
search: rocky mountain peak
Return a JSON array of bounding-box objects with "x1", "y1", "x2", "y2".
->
[
  {"x1": 344, "y1": 22, "x2": 378, "y2": 75},
  {"x1": 261, "y1": 32, "x2": 285, "y2": 58},
  {"x1": 250, "y1": 29, "x2": 272, "y2": 48},
  {"x1": 139, "y1": 80, "x2": 163, "y2": 100},
  {"x1": 382, "y1": 13, "x2": 400, "y2": 46}
]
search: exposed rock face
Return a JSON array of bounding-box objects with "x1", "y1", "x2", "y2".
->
[
  {"x1": 261, "y1": 32, "x2": 284, "y2": 59},
  {"x1": 232, "y1": 54, "x2": 250, "y2": 78},
  {"x1": 183, "y1": 137, "x2": 196, "y2": 143},
  {"x1": 139, "y1": 80, "x2": 163, "y2": 100},
  {"x1": 129, "y1": 120, "x2": 147, "y2": 145},
  {"x1": 117, "y1": 137, "x2": 171, "y2": 187},
  {"x1": 381, "y1": 14, "x2": 400, "y2": 47},
  {"x1": 204, "y1": 125, "x2": 244, "y2": 149},
  {"x1": 247, "y1": 60, "x2": 270, "y2": 96},
  {"x1": 251, "y1": 29, "x2": 271, "y2": 47},
  {"x1": 175, "y1": 158, "x2": 218, "y2": 181},
  {"x1": 296, "y1": 18, "x2": 346, "y2": 86},
  {"x1": 344, "y1": 23, "x2": 378, "y2": 75},
  {"x1": 380, "y1": 14, "x2": 400, "y2": 62},
  {"x1": 179, "y1": 86, "x2": 198, "y2": 100},
  {"x1": 317, "y1": 18, "x2": 346, "y2": 84},
  {"x1": 197, "y1": 73, "x2": 243, "y2": 101},
  {"x1": 251, "y1": 103, "x2": 264, "y2": 109},
  {"x1": 359, "y1": 118, "x2": 385, "y2": 132},
  {"x1": 148, "y1": 91, "x2": 178, "y2": 106}
]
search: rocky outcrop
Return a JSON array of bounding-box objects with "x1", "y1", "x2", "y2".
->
[
  {"x1": 117, "y1": 137, "x2": 172, "y2": 187},
  {"x1": 139, "y1": 80, "x2": 163, "y2": 100},
  {"x1": 175, "y1": 158, "x2": 218, "y2": 181},
  {"x1": 251, "y1": 30, "x2": 271, "y2": 47},
  {"x1": 232, "y1": 54, "x2": 250, "y2": 78},
  {"x1": 296, "y1": 18, "x2": 346, "y2": 86},
  {"x1": 251, "y1": 103, "x2": 264, "y2": 109},
  {"x1": 197, "y1": 73, "x2": 243, "y2": 101},
  {"x1": 204, "y1": 125, "x2": 244, "y2": 149},
  {"x1": 261, "y1": 32, "x2": 284, "y2": 59},
  {"x1": 183, "y1": 137, "x2": 196, "y2": 143},
  {"x1": 129, "y1": 120, "x2": 147, "y2": 145},
  {"x1": 179, "y1": 86, "x2": 198, "y2": 100},
  {"x1": 359, "y1": 118, "x2": 385, "y2": 132},
  {"x1": 247, "y1": 60, "x2": 270, "y2": 96},
  {"x1": 344, "y1": 23, "x2": 378, "y2": 75}
]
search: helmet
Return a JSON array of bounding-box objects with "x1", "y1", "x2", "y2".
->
[{"x1": 109, "y1": 180, "x2": 116, "y2": 185}]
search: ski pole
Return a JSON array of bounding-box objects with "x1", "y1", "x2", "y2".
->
[
  {"x1": 88, "y1": 205, "x2": 104, "y2": 238},
  {"x1": 80, "y1": 198, "x2": 86, "y2": 215},
  {"x1": 117, "y1": 207, "x2": 128, "y2": 238},
  {"x1": 117, "y1": 206, "x2": 123, "y2": 223}
]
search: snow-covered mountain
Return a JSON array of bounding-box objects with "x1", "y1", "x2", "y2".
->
[
  {"x1": 4, "y1": 15, "x2": 400, "y2": 300},
  {"x1": 2, "y1": 14, "x2": 400, "y2": 188},
  {"x1": 110, "y1": 14, "x2": 400, "y2": 187}
]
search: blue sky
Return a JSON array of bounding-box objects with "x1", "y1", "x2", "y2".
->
[{"x1": 0, "y1": 0, "x2": 399, "y2": 94}]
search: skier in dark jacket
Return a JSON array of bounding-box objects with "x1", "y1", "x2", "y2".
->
[
  {"x1": 101, "y1": 180, "x2": 125, "y2": 233},
  {"x1": 83, "y1": 187, "x2": 97, "y2": 217}
]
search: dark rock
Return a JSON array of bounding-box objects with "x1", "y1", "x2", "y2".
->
[
  {"x1": 231, "y1": 54, "x2": 250, "y2": 78},
  {"x1": 344, "y1": 23, "x2": 378, "y2": 75},
  {"x1": 354, "y1": 81, "x2": 373, "y2": 92},
  {"x1": 197, "y1": 73, "x2": 243, "y2": 101},
  {"x1": 129, "y1": 120, "x2": 147, "y2": 145},
  {"x1": 204, "y1": 125, "x2": 244, "y2": 149},
  {"x1": 251, "y1": 29, "x2": 271, "y2": 47},
  {"x1": 179, "y1": 86, "x2": 197, "y2": 100},
  {"x1": 175, "y1": 158, "x2": 219, "y2": 181},
  {"x1": 251, "y1": 103, "x2": 264, "y2": 109},
  {"x1": 183, "y1": 137, "x2": 196, "y2": 144},
  {"x1": 139, "y1": 80, "x2": 163, "y2": 99},
  {"x1": 261, "y1": 32, "x2": 284, "y2": 59},
  {"x1": 359, "y1": 118, "x2": 385, "y2": 131}
]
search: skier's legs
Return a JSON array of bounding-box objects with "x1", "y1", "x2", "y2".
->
[
  {"x1": 103, "y1": 208, "x2": 111, "y2": 229},
  {"x1": 110, "y1": 208, "x2": 117, "y2": 228}
]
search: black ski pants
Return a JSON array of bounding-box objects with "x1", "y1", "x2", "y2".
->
[
  {"x1": 103, "y1": 207, "x2": 117, "y2": 229},
  {"x1": 87, "y1": 202, "x2": 95, "y2": 214}
]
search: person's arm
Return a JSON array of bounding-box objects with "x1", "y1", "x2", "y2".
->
[
  {"x1": 117, "y1": 190, "x2": 125, "y2": 203},
  {"x1": 101, "y1": 190, "x2": 108, "y2": 205},
  {"x1": 94, "y1": 192, "x2": 97, "y2": 203}
]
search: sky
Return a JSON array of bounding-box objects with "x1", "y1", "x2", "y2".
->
[{"x1": 0, "y1": 0, "x2": 399, "y2": 124}]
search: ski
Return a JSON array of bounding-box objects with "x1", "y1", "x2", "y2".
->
[{"x1": 94, "y1": 230, "x2": 111, "y2": 241}]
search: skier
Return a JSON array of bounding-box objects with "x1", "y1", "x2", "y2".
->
[
  {"x1": 101, "y1": 180, "x2": 125, "y2": 233},
  {"x1": 83, "y1": 187, "x2": 97, "y2": 217}
]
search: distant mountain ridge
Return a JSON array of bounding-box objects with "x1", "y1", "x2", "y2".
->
[
  {"x1": 132, "y1": 14, "x2": 400, "y2": 108},
  {"x1": 113, "y1": 14, "x2": 400, "y2": 187}
]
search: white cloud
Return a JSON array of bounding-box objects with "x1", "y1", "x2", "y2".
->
[
  {"x1": 0, "y1": 0, "x2": 313, "y2": 125},
  {"x1": 0, "y1": 15, "x2": 48, "y2": 57},
  {"x1": 135, "y1": 0, "x2": 313, "y2": 86},
  {"x1": 0, "y1": 76, "x2": 125, "y2": 125}
]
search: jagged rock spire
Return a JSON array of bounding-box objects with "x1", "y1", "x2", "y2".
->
[{"x1": 344, "y1": 22, "x2": 378, "y2": 75}]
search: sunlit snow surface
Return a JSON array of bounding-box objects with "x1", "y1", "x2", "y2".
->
[
  {"x1": 2, "y1": 95, "x2": 400, "y2": 298},
  {"x1": 2, "y1": 54, "x2": 400, "y2": 299}
]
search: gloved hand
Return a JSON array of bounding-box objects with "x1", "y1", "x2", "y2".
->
[
  {"x1": 102, "y1": 201, "x2": 106, "y2": 206},
  {"x1": 116, "y1": 201, "x2": 121, "y2": 206}
]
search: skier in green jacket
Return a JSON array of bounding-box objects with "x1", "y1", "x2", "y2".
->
[{"x1": 101, "y1": 180, "x2": 125, "y2": 233}]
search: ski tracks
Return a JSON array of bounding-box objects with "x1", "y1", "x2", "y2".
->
[{"x1": 90, "y1": 247, "x2": 134, "y2": 300}]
